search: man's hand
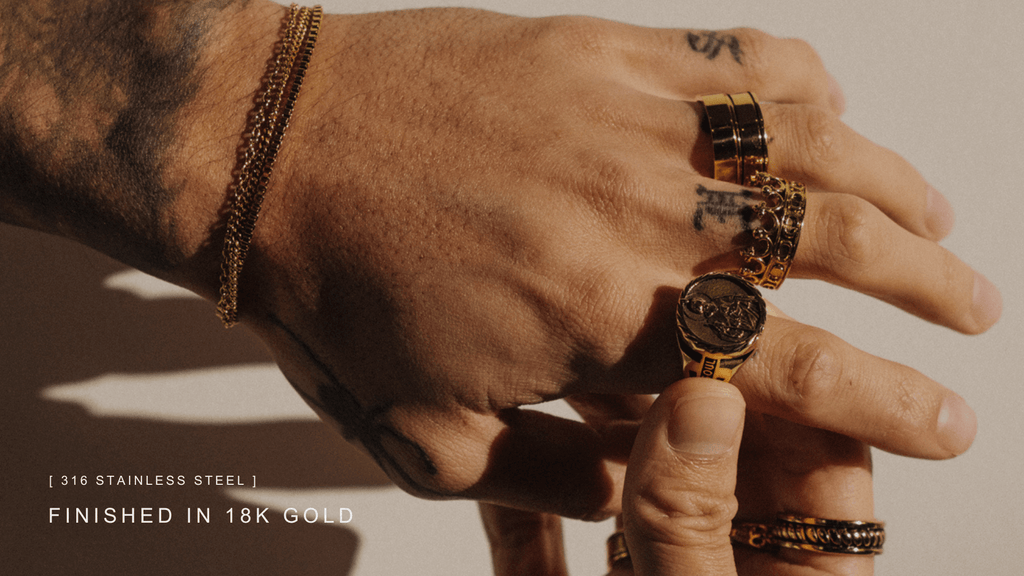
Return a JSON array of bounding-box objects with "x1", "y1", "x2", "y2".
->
[
  {"x1": 241, "y1": 7, "x2": 989, "y2": 517},
  {"x1": 481, "y1": 378, "x2": 877, "y2": 576},
  {"x1": 0, "y1": 1, "x2": 996, "y2": 519}
]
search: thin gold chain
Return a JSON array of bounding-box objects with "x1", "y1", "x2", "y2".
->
[{"x1": 217, "y1": 4, "x2": 322, "y2": 327}]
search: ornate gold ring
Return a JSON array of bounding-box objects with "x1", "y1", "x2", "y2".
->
[
  {"x1": 739, "y1": 172, "x2": 806, "y2": 290},
  {"x1": 732, "y1": 514, "x2": 886, "y2": 555}
]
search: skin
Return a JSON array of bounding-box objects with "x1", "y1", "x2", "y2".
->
[
  {"x1": 0, "y1": 0, "x2": 1001, "y2": 520},
  {"x1": 481, "y1": 378, "x2": 875, "y2": 576}
]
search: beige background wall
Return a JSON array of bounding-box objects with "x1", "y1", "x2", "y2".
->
[{"x1": 3, "y1": 0, "x2": 1021, "y2": 574}]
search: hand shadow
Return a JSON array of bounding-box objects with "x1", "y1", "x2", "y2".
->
[{"x1": 0, "y1": 223, "x2": 391, "y2": 576}]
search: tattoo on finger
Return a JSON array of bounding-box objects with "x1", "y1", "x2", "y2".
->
[
  {"x1": 692, "y1": 185, "x2": 756, "y2": 232},
  {"x1": 687, "y1": 31, "x2": 743, "y2": 64}
]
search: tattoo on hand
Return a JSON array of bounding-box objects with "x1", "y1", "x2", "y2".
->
[
  {"x1": 692, "y1": 185, "x2": 755, "y2": 232},
  {"x1": 687, "y1": 31, "x2": 743, "y2": 64},
  {"x1": 267, "y1": 314, "x2": 445, "y2": 499}
]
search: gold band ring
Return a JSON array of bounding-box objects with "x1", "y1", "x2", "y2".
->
[
  {"x1": 730, "y1": 92, "x2": 768, "y2": 183},
  {"x1": 731, "y1": 514, "x2": 886, "y2": 555},
  {"x1": 701, "y1": 93, "x2": 741, "y2": 184},
  {"x1": 700, "y1": 92, "x2": 768, "y2": 185},
  {"x1": 739, "y1": 172, "x2": 806, "y2": 290},
  {"x1": 676, "y1": 273, "x2": 766, "y2": 382}
]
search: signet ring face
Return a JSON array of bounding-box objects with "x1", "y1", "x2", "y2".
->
[{"x1": 676, "y1": 273, "x2": 766, "y2": 382}]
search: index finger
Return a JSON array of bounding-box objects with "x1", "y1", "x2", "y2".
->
[{"x1": 734, "y1": 315, "x2": 977, "y2": 459}]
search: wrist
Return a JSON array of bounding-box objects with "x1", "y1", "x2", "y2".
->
[
  {"x1": 0, "y1": 0, "x2": 299, "y2": 296},
  {"x1": 200, "y1": 10, "x2": 356, "y2": 325},
  {"x1": 161, "y1": 0, "x2": 292, "y2": 300}
]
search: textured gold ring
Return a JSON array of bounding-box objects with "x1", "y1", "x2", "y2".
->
[
  {"x1": 700, "y1": 92, "x2": 768, "y2": 185},
  {"x1": 608, "y1": 514, "x2": 883, "y2": 566},
  {"x1": 732, "y1": 514, "x2": 886, "y2": 555},
  {"x1": 606, "y1": 531, "x2": 631, "y2": 570},
  {"x1": 676, "y1": 273, "x2": 766, "y2": 382},
  {"x1": 739, "y1": 172, "x2": 806, "y2": 290}
]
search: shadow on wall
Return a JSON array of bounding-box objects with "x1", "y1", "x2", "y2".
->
[{"x1": 0, "y1": 223, "x2": 391, "y2": 576}]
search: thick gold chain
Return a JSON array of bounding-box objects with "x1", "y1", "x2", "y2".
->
[{"x1": 217, "y1": 4, "x2": 322, "y2": 327}]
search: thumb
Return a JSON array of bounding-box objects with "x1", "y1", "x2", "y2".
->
[{"x1": 622, "y1": 378, "x2": 746, "y2": 576}]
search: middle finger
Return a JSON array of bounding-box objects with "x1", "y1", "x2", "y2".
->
[
  {"x1": 791, "y1": 191, "x2": 999, "y2": 335},
  {"x1": 680, "y1": 175, "x2": 999, "y2": 334}
]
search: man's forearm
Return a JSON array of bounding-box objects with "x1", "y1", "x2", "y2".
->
[{"x1": 0, "y1": 0, "x2": 283, "y2": 292}]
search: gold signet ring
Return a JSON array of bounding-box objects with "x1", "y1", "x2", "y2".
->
[{"x1": 676, "y1": 273, "x2": 766, "y2": 382}]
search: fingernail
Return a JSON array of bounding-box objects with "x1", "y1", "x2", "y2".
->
[
  {"x1": 826, "y1": 72, "x2": 846, "y2": 115},
  {"x1": 936, "y1": 393, "x2": 977, "y2": 456},
  {"x1": 972, "y1": 272, "x2": 1003, "y2": 328},
  {"x1": 925, "y1": 185, "x2": 956, "y2": 238},
  {"x1": 668, "y1": 392, "x2": 745, "y2": 457}
]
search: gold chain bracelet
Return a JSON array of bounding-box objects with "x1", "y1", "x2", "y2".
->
[{"x1": 216, "y1": 4, "x2": 322, "y2": 327}]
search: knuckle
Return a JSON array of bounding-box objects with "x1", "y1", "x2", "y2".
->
[
  {"x1": 630, "y1": 475, "x2": 737, "y2": 548},
  {"x1": 815, "y1": 195, "x2": 886, "y2": 281},
  {"x1": 580, "y1": 153, "x2": 648, "y2": 216},
  {"x1": 565, "y1": 267, "x2": 643, "y2": 369},
  {"x1": 776, "y1": 329, "x2": 847, "y2": 417},
  {"x1": 784, "y1": 36, "x2": 824, "y2": 66},
  {"x1": 781, "y1": 104, "x2": 848, "y2": 175},
  {"x1": 779, "y1": 36, "x2": 828, "y2": 78},
  {"x1": 370, "y1": 414, "x2": 483, "y2": 499},
  {"x1": 724, "y1": 27, "x2": 773, "y2": 81},
  {"x1": 878, "y1": 372, "x2": 931, "y2": 446},
  {"x1": 528, "y1": 15, "x2": 617, "y2": 62},
  {"x1": 775, "y1": 37, "x2": 831, "y2": 104},
  {"x1": 715, "y1": 30, "x2": 824, "y2": 93},
  {"x1": 548, "y1": 146, "x2": 650, "y2": 233}
]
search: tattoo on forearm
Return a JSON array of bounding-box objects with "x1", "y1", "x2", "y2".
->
[
  {"x1": 0, "y1": 0, "x2": 241, "y2": 272},
  {"x1": 687, "y1": 31, "x2": 743, "y2": 64},
  {"x1": 692, "y1": 184, "x2": 755, "y2": 232},
  {"x1": 266, "y1": 314, "x2": 446, "y2": 499}
]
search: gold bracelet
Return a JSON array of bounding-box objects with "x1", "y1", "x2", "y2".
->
[{"x1": 216, "y1": 4, "x2": 322, "y2": 327}]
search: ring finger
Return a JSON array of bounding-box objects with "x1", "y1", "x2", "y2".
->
[{"x1": 761, "y1": 101, "x2": 955, "y2": 241}]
